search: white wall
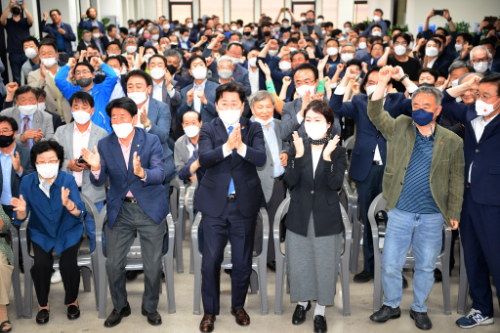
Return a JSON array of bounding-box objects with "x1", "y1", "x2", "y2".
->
[
  {"x1": 366, "y1": 0, "x2": 392, "y2": 26},
  {"x1": 97, "y1": 0, "x2": 123, "y2": 27},
  {"x1": 338, "y1": 0, "x2": 354, "y2": 28}
]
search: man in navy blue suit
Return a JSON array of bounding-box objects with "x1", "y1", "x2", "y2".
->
[
  {"x1": 195, "y1": 82, "x2": 266, "y2": 333},
  {"x1": 40, "y1": 10, "x2": 76, "y2": 61},
  {"x1": 443, "y1": 75, "x2": 500, "y2": 329},
  {"x1": 82, "y1": 97, "x2": 169, "y2": 328}
]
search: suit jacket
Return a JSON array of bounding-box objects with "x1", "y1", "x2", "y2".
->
[
  {"x1": 78, "y1": 19, "x2": 105, "y2": 35},
  {"x1": 89, "y1": 128, "x2": 169, "y2": 228},
  {"x1": 150, "y1": 78, "x2": 183, "y2": 140},
  {"x1": 53, "y1": 121, "x2": 107, "y2": 203},
  {"x1": 420, "y1": 52, "x2": 456, "y2": 77},
  {"x1": 177, "y1": 80, "x2": 219, "y2": 124},
  {"x1": 40, "y1": 21, "x2": 76, "y2": 56},
  {"x1": 174, "y1": 134, "x2": 195, "y2": 173},
  {"x1": 0, "y1": 145, "x2": 34, "y2": 200},
  {"x1": 299, "y1": 24, "x2": 324, "y2": 41},
  {"x1": 188, "y1": 29, "x2": 199, "y2": 44},
  {"x1": 252, "y1": 118, "x2": 289, "y2": 202},
  {"x1": 285, "y1": 143, "x2": 346, "y2": 237},
  {"x1": 330, "y1": 92, "x2": 412, "y2": 182},
  {"x1": 194, "y1": 117, "x2": 266, "y2": 217},
  {"x1": 1, "y1": 108, "x2": 54, "y2": 146},
  {"x1": 173, "y1": 73, "x2": 190, "y2": 89}
]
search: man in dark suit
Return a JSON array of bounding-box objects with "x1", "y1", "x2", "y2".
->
[
  {"x1": 195, "y1": 83, "x2": 266, "y2": 332},
  {"x1": 165, "y1": 50, "x2": 190, "y2": 89},
  {"x1": 77, "y1": 30, "x2": 96, "y2": 54},
  {"x1": 41, "y1": 10, "x2": 76, "y2": 61},
  {"x1": 78, "y1": 7, "x2": 104, "y2": 35},
  {"x1": 83, "y1": 97, "x2": 169, "y2": 328}
]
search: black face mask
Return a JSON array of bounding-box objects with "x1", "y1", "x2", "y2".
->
[
  {"x1": 263, "y1": 31, "x2": 271, "y2": 37},
  {"x1": 243, "y1": 31, "x2": 251, "y2": 36},
  {"x1": 11, "y1": 7, "x2": 21, "y2": 15},
  {"x1": 418, "y1": 83, "x2": 435, "y2": 88},
  {"x1": 166, "y1": 65, "x2": 177, "y2": 75},
  {"x1": 77, "y1": 77, "x2": 93, "y2": 88},
  {"x1": 0, "y1": 134, "x2": 14, "y2": 148},
  {"x1": 306, "y1": 18, "x2": 314, "y2": 24}
]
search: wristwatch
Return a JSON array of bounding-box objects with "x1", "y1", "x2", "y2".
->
[
  {"x1": 145, "y1": 121, "x2": 152, "y2": 129},
  {"x1": 447, "y1": 17, "x2": 452, "y2": 22},
  {"x1": 398, "y1": 74, "x2": 408, "y2": 82}
]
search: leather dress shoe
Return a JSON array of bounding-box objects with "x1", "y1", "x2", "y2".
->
[
  {"x1": 369, "y1": 305, "x2": 401, "y2": 323},
  {"x1": 353, "y1": 270, "x2": 374, "y2": 283},
  {"x1": 104, "y1": 303, "x2": 131, "y2": 328},
  {"x1": 313, "y1": 315, "x2": 328, "y2": 333},
  {"x1": 125, "y1": 270, "x2": 140, "y2": 281},
  {"x1": 410, "y1": 309, "x2": 432, "y2": 330},
  {"x1": 231, "y1": 308, "x2": 250, "y2": 326},
  {"x1": 67, "y1": 304, "x2": 80, "y2": 320},
  {"x1": 292, "y1": 301, "x2": 311, "y2": 325},
  {"x1": 199, "y1": 314, "x2": 216, "y2": 332},
  {"x1": 267, "y1": 260, "x2": 276, "y2": 272},
  {"x1": 142, "y1": 308, "x2": 162, "y2": 326},
  {"x1": 36, "y1": 309, "x2": 49, "y2": 324}
]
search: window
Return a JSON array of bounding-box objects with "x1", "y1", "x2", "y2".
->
[
  {"x1": 322, "y1": 0, "x2": 338, "y2": 28},
  {"x1": 231, "y1": 0, "x2": 253, "y2": 25},
  {"x1": 292, "y1": 0, "x2": 314, "y2": 18},
  {"x1": 261, "y1": 0, "x2": 284, "y2": 23},
  {"x1": 200, "y1": 0, "x2": 223, "y2": 23},
  {"x1": 354, "y1": 1, "x2": 368, "y2": 24}
]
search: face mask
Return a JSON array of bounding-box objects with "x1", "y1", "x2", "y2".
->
[
  {"x1": 113, "y1": 120, "x2": 134, "y2": 139},
  {"x1": 218, "y1": 69, "x2": 233, "y2": 79},
  {"x1": 268, "y1": 49, "x2": 278, "y2": 57},
  {"x1": 273, "y1": 27, "x2": 280, "y2": 32},
  {"x1": 77, "y1": 77, "x2": 93, "y2": 88},
  {"x1": 317, "y1": 19, "x2": 323, "y2": 24},
  {"x1": 184, "y1": 125, "x2": 200, "y2": 138},
  {"x1": 263, "y1": 31, "x2": 271, "y2": 37},
  {"x1": 425, "y1": 47, "x2": 439, "y2": 57},
  {"x1": 283, "y1": 23, "x2": 289, "y2": 29},
  {"x1": 373, "y1": 16, "x2": 381, "y2": 22},
  {"x1": 144, "y1": 54, "x2": 153, "y2": 63},
  {"x1": 191, "y1": 66, "x2": 207, "y2": 80},
  {"x1": 126, "y1": 45, "x2": 137, "y2": 54},
  {"x1": 19, "y1": 104, "x2": 37, "y2": 116},
  {"x1": 289, "y1": 47, "x2": 297, "y2": 52},
  {"x1": 451, "y1": 79, "x2": 460, "y2": 87},
  {"x1": 254, "y1": 117, "x2": 273, "y2": 126},
  {"x1": 150, "y1": 67, "x2": 167, "y2": 80},
  {"x1": 475, "y1": 98, "x2": 500, "y2": 117},
  {"x1": 12, "y1": 7, "x2": 21, "y2": 15},
  {"x1": 282, "y1": 38, "x2": 288, "y2": 44},
  {"x1": 41, "y1": 57, "x2": 57, "y2": 68},
  {"x1": 455, "y1": 44, "x2": 463, "y2": 51},
  {"x1": 93, "y1": 33, "x2": 100, "y2": 39},
  {"x1": 144, "y1": 34, "x2": 151, "y2": 39},
  {"x1": 473, "y1": 62, "x2": 488, "y2": 73},
  {"x1": 151, "y1": 34, "x2": 160, "y2": 41},
  {"x1": 187, "y1": 22, "x2": 193, "y2": 29},
  {"x1": 345, "y1": 27, "x2": 351, "y2": 33},
  {"x1": 394, "y1": 45, "x2": 407, "y2": 56},
  {"x1": 218, "y1": 28, "x2": 224, "y2": 32},
  {"x1": 296, "y1": 84, "x2": 316, "y2": 99},
  {"x1": 72, "y1": 110, "x2": 91, "y2": 124},
  {"x1": 341, "y1": 53, "x2": 354, "y2": 62},
  {"x1": 128, "y1": 91, "x2": 148, "y2": 105},
  {"x1": 166, "y1": 64, "x2": 177, "y2": 75},
  {"x1": 243, "y1": 31, "x2": 251, "y2": 36},
  {"x1": 130, "y1": 28, "x2": 137, "y2": 33},
  {"x1": 371, "y1": 31, "x2": 382, "y2": 37},
  {"x1": 0, "y1": 134, "x2": 14, "y2": 148},
  {"x1": 84, "y1": 37, "x2": 92, "y2": 43},
  {"x1": 170, "y1": 43, "x2": 178, "y2": 49},
  {"x1": 436, "y1": 85, "x2": 444, "y2": 90},
  {"x1": 248, "y1": 58, "x2": 257, "y2": 67},
  {"x1": 38, "y1": 102, "x2": 46, "y2": 112},
  {"x1": 326, "y1": 47, "x2": 338, "y2": 56},
  {"x1": 163, "y1": 24, "x2": 170, "y2": 31},
  {"x1": 306, "y1": 18, "x2": 314, "y2": 24},
  {"x1": 24, "y1": 48, "x2": 37, "y2": 59},
  {"x1": 218, "y1": 109, "x2": 241, "y2": 126},
  {"x1": 175, "y1": 31, "x2": 181, "y2": 38},
  {"x1": 412, "y1": 108, "x2": 435, "y2": 126},
  {"x1": 358, "y1": 42, "x2": 367, "y2": 50},
  {"x1": 305, "y1": 122, "x2": 328, "y2": 140},
  {"x1": 182, "y1": 36, "x2": 189, "y2": 42},
  {"x1": 279, "y1": 61, "x2": 291, "y2": 71},
  {"x1": 108, "y1": 53, "x2": 120, "y2": 57},
  {"x1": 231, "y1": 26, "x2": 237, "y2": 31},
  {"x1": 301, "y1": 17, "x2": 306, "y2": 22},
  {"x1": 365, "y1": 85, "x2": 378, "y2": 96},
  {"x1": 37, "y1": 163, "x2": 59, "y2": 179}
]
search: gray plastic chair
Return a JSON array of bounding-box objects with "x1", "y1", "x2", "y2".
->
[
  {"x1": 187, "y1": 181, "x2": 198, "y2": 274},
  {"x1": 19, "y1": 194, "x2": 99, "y2": 318},
  {"x1": 368, "y1": 193, "x2": 452, "y2": 315},
  {"x1": 457, "y1": 237, "x2": 469, "y2": 315},
  {"x1": 95, "y1": 208, "x2": 176, "y2": 319},
  {"x1": 191, "y1": 208, "x2": 269, "y2": 315},
  {"x1": 343, "y1": 135, "x2": 354, "y2": 155},
  {"x1": 273, "y1": 197, "x2": 352, "y2": 316},
  {"x1": 170, "y1": 178, "x2": 186, "y2": 273},
  {"x1": 8, "y1": 223, "x2": 23, "y2": 318},
  {"x1": 340, "y1": 176, "x2": 363, "y2": 274}
]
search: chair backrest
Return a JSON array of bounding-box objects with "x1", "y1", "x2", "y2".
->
[
  {"x1": 343, "y1": 135, "x2": 354, "y2": 151},
  {"x1": 340, "y1": 204, "x2": 351, "y2": 256},
  {"x1": 367, "y1": 193, "x2": 387, "y2": 240}
]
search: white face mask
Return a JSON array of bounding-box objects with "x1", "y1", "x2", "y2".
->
[
  {"x1": 316, "y1": 19, "x2": 323, "y2": 24},
  {"x1": 108, "y1": 53, "x2": 120, "y2": 57},
  {"x1": 229, "y1": 56, "x2": 240, "y2": 66},
  {"x1": 254, "y1": 117, "x2": 273, "y2": 126},
  {"x1": 248, "y1": 58, "x2": 257, "y2": 67},
  {"x1": 289, "y1": 47, "x2": 297, "y2": 52},
  {"x1": 72, "y1": 110, "x2": 91, "y2": 124},
  {"x1": 191, "y1": 66, "x2": 207, "y2": 80},
  {"x1": 182, "y1": 36, "x2": 189, "y2": 42},
  {"x1": 175, "y1": 31, "x2": 181, "y2": 38},
  {"x1": 409, "y1": 41, "x2": 415, "y2": 49},
  {"x1": 371, "y1": 31, "x2": 382, "y2": 37},
  {"x1": 326, "y1": 47, "x2": 338, "y2": 56},
  {"x1": 296, "y1": 84, "x2": 316, "y2": 99},
  {"x1": 41, "y1": 57, "x2": 57, "y2": 67},
  {"x1": 425, "y1": 47, "x2": 439, "y2": 57},
  {"x1": 358, "y1": 42, "x2": 367, "y2": 50},
  {"x1": 279, "y1": 61, "x2": 291, "y2": 71},
  {"x1": 150, "y1": 68, "x2": 165, "y2": 80},
  {"x1": 126, "y1": 45, "x2": 137, "y2": 54},
  {"x1": 475, "y1": 98, "x2": 500, "y2": 117},
  {"x1": 163, "y1": 24, "x2": 170, "y2": 31},
  {"x1": 301, "y1": 17, "x2": 306, "y2": 21},
  {"x1": 37, "y1": 163, "x2": 59, "y2": 179},
  {"x1": 344, "y1": 27, "x2": 351, "y2": 33},
  {"x1": 373, "y1": 15, "x2": 381, "y2": 22},
  {"x1": 231, "y1": 26, "x2": 237, "y2": 31},
  {"x1": 365, "y1": 85, "x2": 387, "y2": 97},
  {"x1": 113, "y1": 68, "x2": 121, "y2": 77},
  {"x1": 19, "y1": 104, "x2": 37, "y2": 116},
  {"x1": 455, "y1": 44, "x2": 463, "y2": 51},
  {"x1": 130, "y1": 28, "x2": 137, "y2": 33},
  {"x1": 184, "y1": 125, "x2": 200, "y2": 138},
  {"x1": 394, "y1": 45, "x2": 407, "y2": 56},
  {"x1": 151, "y1": 34, "x2": 160, "y2": 41},
  {"x1": 473, "y1": 61, "x2": 488, "y2": 73},
  {"x1": 128, "y1": 91, "x2": 148, "y2": 105},
  {"x1": 24, "y1": 48, "x2": 37, "y2": 59},
  {"x1": 93, "y1": 33, "x2": 100, "y2": 39},
  {"x1": 304, "y1": 122, "x2": 328, "y2": 140},
  {"x1": 283, "y1": 23, "x2": 289, "y2": 29},
  {"x1": 187, "y1": 22, "x2": 193, "y2": 29},
  {"x1": 341, "y1": 53, "x2": 354, "y2": 63},
  {"x1": 451, "y1": 79, "x2": 460, "y2": 87},
  {"x1": 218, "y1": 109, "x2": 241, "y2": 126},
  {"x1": 112, "y1": 120, "x2": 134, "y2": 139},
  {"x1": 268, "y1": 50, "x2": 278, "y2": 57},
  {"x1": 38, "y1": 102, "x2": 46, "y2": 112}
]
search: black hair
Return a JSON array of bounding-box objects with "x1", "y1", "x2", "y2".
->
[
  {"x1": 427, "y1": 37, "x2": 442, "y2": 49},
  {"x1": 69, "y1": 91, "x2": 95, "y2": 108},
  {"x1": 479, "y1": 74, "x2": 500, "y2": 95},
  {"x1": 325, "y1": 38, "x2": 339, "y2": 47},
  {"x1": 86, "y1": 44, "x2": 100, "y2": 52},
  {"x1": 346, "y1": 59, "x2": 362, "y2": 69},
  {"x1": 356, "y1": 23, "x2": 366, "y2": 31},
  {"x1": 371, "y1": 24, "x2": 382, "y2": 32},
  {"x1": 105, "y1": 55, "x2": 123, "y2": 67},
  {"x1": 14, "y1": 85, "x2": 36, "y2": 100},
  {"x1": 393, "y1": 33, "x2": 410, "y2": 45},
  {"x1": 368, "y1": 36, "x2": 383, "y2": 45},
  {"x1": 106, "y1": 40, "x2": 121, "y2": 50},
  {"x1": 49, "y1": 9, "x2": 61, "y2": 16},
  {"x1": 31, "y1": 140, "x2": 65, "y2": 170},
  {"x1": 90, "y1": 26, "x2": 100, "y2": 33},
  {"x1": 360, "y1": 66, "x2": 381, "y2": 94},
  {"x1": 236, "y1": 19, "x2": 243, "y2": 26},
  {"x1": 351, "y1": 27, "x2": 360, "y2": 34},
  {"x1": 143, "y1": 45, "x2": 159, "y2": 55},
  {"x1": 179, "y1": 27, "x2": 189, "y2": 35},
  {"x1": 32, "y1": 87, "x2": 46, "y2": 99},
  {"x1": 287, "y1": 37, "x2": 299, "y2": 45},
  {"x1": 435, "y1": 27, "x2": 448, "y2": 36},
  {"x1": 292, "y1": 63, "x2": 318, "y2": 81},
  {"x1": 107, "y1": 24, "x2": 116, "y2": 33},
  {"x1": 480, "y1": 37, "x2": 497, "y2": 48},
  {"x1": 292, "y1": 22, "x2": 301, "y2": 29},
  {"x1": 105, "y1": 97, "x2": 138, "y2": 118},
  {"x1": 119, "y1": 27, "x2": 128, "y2": 35},
  {"x1": 331, "y1": 29, "x2": 343, "y2": 37},
  {"x1": 39, "y1": 39, "x2": 58, "y2": 52},
  {"x1": 125, "y1": 69, "x2": 152, "y2": 86},
  {"x1": 457, "y1": 32, "x2": 473, "y2": 45},
  {"x1": 291, "y1": 50, "x2": 310, "y2": 62},
  {"x1": 75, "y1": 62, "x2": 95, "y2": 74},
  {"x1": 374, "y1": 8, "x2": 384, "y2": 15},
  {"x1": 182, "y1": 110, "x2": 202, "y2": 122},
  {"x1": 82, "y1": 30, "x2": 92, "y2": 36},
  {"x1": 149, "y1": 54, "x2": 167, "y2": 67},
  {"x1": 187, "y1": 55, "x2": 207, "y2": 68},
  {"x1": 22, "y1": 36, "x2": 39, "y2": 48},
  {"x1": 323, "y1": 22, "x2": 334, "y2": 29},
  {"x1": 0, "y1": 116, "x2": 18, "y2": 132},
  {"x1": 227, "y1": 42, "x2": 244, "y2": 54},
  {"x1": 215, "y1": 82, "x2": 246, "y2": 104},
  {"x1": 418, "y1": 68, "x2": 440, "y2": 82},
  {"x1": 344, "y1": 21, "x2": 352, "y2": 27},
  {"x1": 303, "y1": 100, "x2": 335, "y2": 135}
]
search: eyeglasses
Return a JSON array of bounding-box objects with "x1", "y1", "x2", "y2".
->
[
  {"x1": 0, "y1": 129, "x2": 13, "y2": 135},
  {"x1": 75, "y1": 70, "x2": 91, "y2": 76},
  {"x1": 295, "y1": 79, "x2": 314, "y2": 86},
  {"x1": 394, "y1": 41, "x2": 407, "y2": 46},
  {"x1": 36, "y1": 160, "x2": 59, "y2": 166},
  {"x1": 472, "y1": 58, "x2": 489, "y2": 63},
  {"x1": 474, "y1": 93, "x2": 499, "y2": 101}
]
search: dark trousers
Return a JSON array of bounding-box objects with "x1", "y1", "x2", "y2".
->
[
  {"x1": 2, "y1": 205, "x2": 13, "y2": 220},
  {"x1": 460, "y1": 188, "x2": 500, "y2": 317},
  {"x1": 31, "y1": 242, "x2": 80, "y2": 307},
  {"x1": 356, "y1": 164, "x2": 384, "y2": 273},
  {"x1": 105, "y1": 202, "x2": 166, "y2": 313},
  {"x1": 8, "y1": 53, "x2": 27, "y2": 85},
  {"x1": 201, "y1": 200, "x2": 257, "y2": 315}
]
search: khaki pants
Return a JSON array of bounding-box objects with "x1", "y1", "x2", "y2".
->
[{"x1": 0, "y1": 252, "x2": 13, "y2": 305}]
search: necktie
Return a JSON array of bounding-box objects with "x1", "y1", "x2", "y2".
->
[
  {"x1": 23, "y1": 117, "x2": 30, "y2": 148},
  {"x1": 227, "y1": 126, "x2": 235, "y2": 195}
]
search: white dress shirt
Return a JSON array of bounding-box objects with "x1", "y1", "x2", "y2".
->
[
  {"x1": 248, "y1": 64, "x2": 260, "y2": 94},
  {"x1": 136, "y1": 98, "x2": 151, "y2": 131},
  {"x1": 152, "y1": 80, "x2": 164, "y2": 102},
  {"x1": 73, "y1": 122, "x2": 92, "y2": 187},
  {"x1": 109, "y1": 75, "x2": 126, "y2": 102}
]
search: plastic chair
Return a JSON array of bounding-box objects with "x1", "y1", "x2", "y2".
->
[
  {"x1": 95, "y1": 208, "x2": 176, "y2": 319},
  {"x1": 368, "y1": 193, "x2": 452, "y2": 315},
  {"x1": 8, "y1": 223, "x2": 23, "y2": 318},
  {"x1": 340, "y1": 176, "x2": 363, "y2": 274},
  {"x1": 170, "y1": 178, "x2": 186, "y2": 273},
  {"x1": 343, "y1": 135, "x2": 354, "y2": 161},
  {"x1": 191, "y1": 208, "x2": 269, "y2": 315},
  {"x1": 19, "y1": 194, "x2": 100, "y2": 318},
  {"x1": 457, "y1": 237, "x2": 469, "y2": 315},
  {"x1": 273, "y1": 197, "x2": 352, "y2": 316}
]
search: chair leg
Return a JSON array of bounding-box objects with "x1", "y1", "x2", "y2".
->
[
  {"x1": 193, "y1": 252, "x2": 202, "y2": 315},
  {"x1": 189, "y1": 240, "x2": 195, "y2": 274},
  {"x1": 340, "y1": 258, "x2": 351, "y2": 316},
  {"x1": 441, "y1": 264, "x2": 451, "y2": 315},
  {"x1": 249, "y1": 271, "x2": 258, "y2": 294},
  {"x1": 11, "y1": 253, "x2": 23, "y2": 318},
  {"x1": 351, "y1": 220, "x2": 361, "y2": 274},
  {"x1": 81, "y1": 267, "x2": 91, "y2": 292},
  {"x1": 274, "y1": 254, "x2": 285, "y2": 315},
  {"x1": 457, "y1": 240, "x2": 469, "y2": 315},
  {"x1": 373, "y1": 265, "x2": 383, "y2": 312},
  {"x1": 165, "y1": 258, "x2": 176, "y2": 314},
  {"x1": 97, "y1": 258, "x2": 108, "y2": 319},
  {"x1": 257, "y1": 266, "x2": 268, "y2": 315},
  {"x1": 91, "y1": 259, "x2": 99, "y2": 311},
  {"x1": 175, "y1": 220, "x2": 184, "y2": 273}
]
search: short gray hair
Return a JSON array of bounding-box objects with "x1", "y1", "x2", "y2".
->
[
  {"x1": 411, "y1": 86, "x2": 444, "y2": 106},
  {"x1": 217, "y1": 56, "x2": 234, "y2": 66},
  {"x1": 458, "y1": 72, "x2": 484, "y2": 85},
  {"x1": 448, "y1": 60, "x2": 474, "y2": 75},
  {"x1": 148, "y1": 25, "x2": 160, "y2": 33},
  {"x1": 471, "y1": 45, "x2": 489, "y2": 60},
  {"x1": 249, "y1": 91, "x2": 276, "y2": 109},
  {"x1": 164, "y1": 49, "x2": 182, "y2": 63},
  {"x1": 340, "y1": 43, "x2": 355, "y2": 52}
]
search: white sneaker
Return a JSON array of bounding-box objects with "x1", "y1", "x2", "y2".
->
[
  {"x1": 456, "y1": 308, "x2": 494, "y2": 328},
  {"x1": 51, "y1": 270, "x2": 62, "y2": 284}
]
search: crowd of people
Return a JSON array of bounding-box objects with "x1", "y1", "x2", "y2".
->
[{"x1": 0, "y1": 0, "x2": 499, "y2": 332}]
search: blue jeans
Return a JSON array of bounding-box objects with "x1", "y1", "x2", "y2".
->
[
  {"x1": 382, "y1": 208, "x2": 443, "y2": 312},
  {"x1": 83, "y1": 200, "x2": 104, "y2": 252},
  {"x1": 9, "y1": 53, "x2": 27, "y2": 85}
]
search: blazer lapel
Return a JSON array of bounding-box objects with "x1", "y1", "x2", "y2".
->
[
  {"x1": 214, "y1": 117, "x2": 229, "y2": 143},
  {"x1": 478, "y1": 115, "x2": 500, "y2": 144},
  {"x1": 313, "y1": 145, "x2": 326, "y2": 184},
  {"x1": 32, "y1": 111, "x2": 41, "y2": 131},
  {"x1": 430, "y1": 126, "x2": 446, "y2": 178},
  {"x1": 110, "y1": 135, "x2": 129, "y2": 178},
  {"x1": 87, "y1": 123, "x2": 100, "y2": 151},
  {"x1": 128, "y1": 130, "x2": 145, "y2": 178},
  {"x1": 67, "y1": 125, "x2": 74, "y2": 159}
]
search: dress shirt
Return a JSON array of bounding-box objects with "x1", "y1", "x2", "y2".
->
[
  {"x1": 468, "y1": 114, "x2": 499, "y2": 183},
  {"x1": 19, "y1": 113, "x2": 34, "y2": 149},
  {"x1": 192, "y1": 79, "x2": 207, "y2": 113},
  {"x1": 261, "y1": 122, "x2": 285, "y2": 177},
  {"x1": 109, "y1": 75, "x2": 126, "y2": 101},
  {"x1": 135, "y1": 98, "x2": 151, "y2": 131},
  {"x1": 38, "y1": 175, "x2": 55, "y2": 198},
  {"x1": 94, "y1": 39, "x2": 104, "y2": 54},
  {"x1": 152, "y1": 80, "x2": 164, "y2": 102},
  {"x1": 427, "y1": 57, "x2": 437, "y2": 69},
  {"x1": 248, "y1": 64, "x2": 260, "y2": 94},
  {"x1": 0, "y1": 145, "x2": 23, "y2": 205},
  {"x1": 186, "y1": 136, "x2": 197, "y2": 158},
  {"x1": 72, "y1": 123, "x2": 92, "y2": 187}
]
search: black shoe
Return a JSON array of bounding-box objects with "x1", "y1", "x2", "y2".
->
[
  {"x1": 126, "y1": 270, "x2": 140, "y2": 281},
  {"x1": 313, "y1": 315, "x2": 327, "y2": 333},
  {"x1": 369, "y1": 305, "x2": 401, "y2": 323},
  {"x1": 104, "y1": 303, "x2": 131, "y2": 328},
  {"x1": 434, "y1": 269, "x2": 442, "y2": 282},
  {"x1": 67, "y1": 304, "x2": 80, "y2": 320},
  {"x1": 36, "y1": 309, "x2": 49, "y2": 324},
  {"x1": 267, "y1": 261, "x2": 276, "y2": 272},
  {"x1": 353, "y1": 270, "x2": 374, "y2": 283},
  {"x1": 292, "y1": 301, "x2": 311, "y2": 325},
  {"x1": 142, "y1": 308, "x2": 162, "y2": 326},
  {"x1": 410, "y1": 309, "x2": 432, "y2": 330},
  {"x1": 224, "y1": 269, "x2": 232, "y2": 276},
  {"x1": 402, "y1": 274, "x2": 408, "y2": 289}
]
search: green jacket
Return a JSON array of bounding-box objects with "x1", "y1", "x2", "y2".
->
[
  {"x1": 367, "y1": 97, "x2": 465, "y2": 227},
  {"x1": 0, "y1": 206, "x2": 13, "y2": 266}
]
